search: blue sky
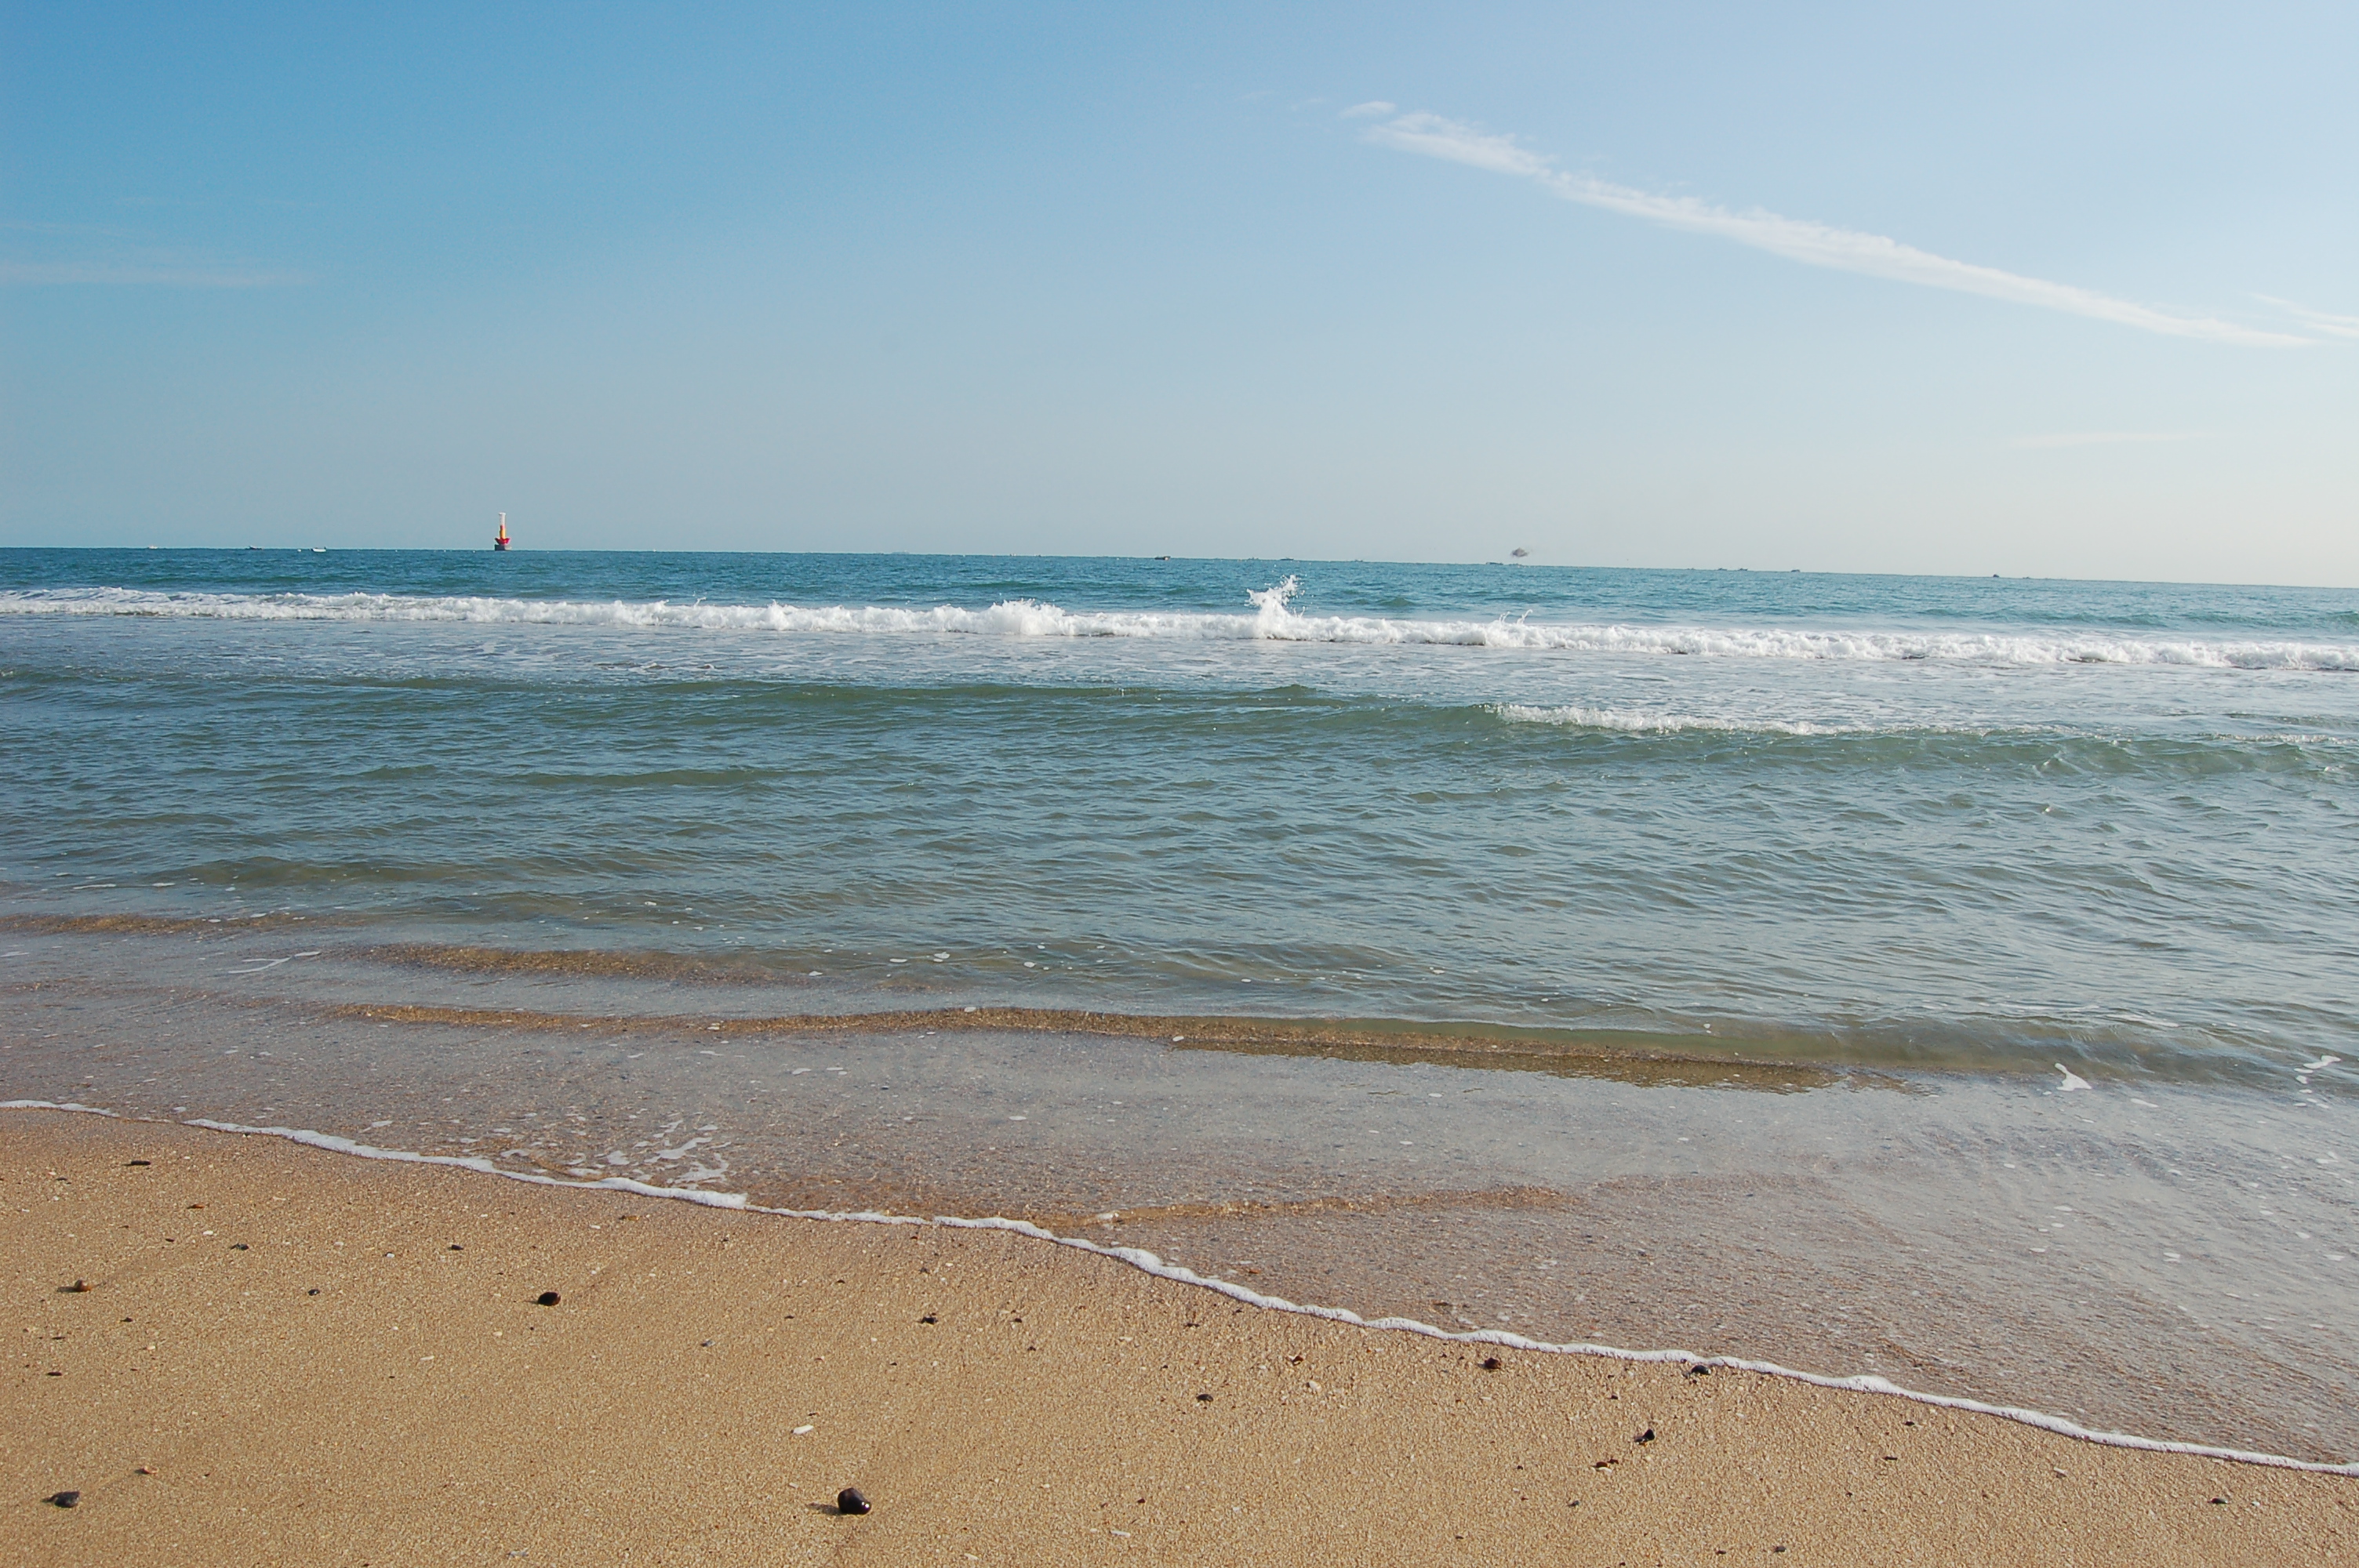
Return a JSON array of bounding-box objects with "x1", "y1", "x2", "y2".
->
[{"x1": 5, "y1": 2, "x2": 2354, "y2": 582}]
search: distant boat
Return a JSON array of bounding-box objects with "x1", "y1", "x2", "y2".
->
[
  {"x1": 494, "y1": 513, "x2": 511, "y2": 552},
  {"x1": 312, "y1": 547, "x2": 326, "y2": 554}
]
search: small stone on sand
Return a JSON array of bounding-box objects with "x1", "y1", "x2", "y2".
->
[
  {"x1": 837, "y1": 1486, "x2": 871, "y2": 1515},
  {"x1": 1480, "y1": 1356, "x2": 1501, "y2": 1370},
  {"x1": 65, "y1": 1279, "x2": 91, "y2": 1293},
  {"x1": 48, "y1": 1490, "x2": 81, "y2": 1508},
  {"x1": 536, "y1": 1290, "x2": 562, "y2": 1307}
]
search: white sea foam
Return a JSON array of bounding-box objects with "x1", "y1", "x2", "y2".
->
[
  {"x1": 1493, "y1": 705, "x2": 1847, "y2": 735},
  {"x1": 6, "y1": 1098, "x2": 2354, "y2": 1476},
  {"x1": 7, "y1": 581, "x2": 2357, "y2": 669}
]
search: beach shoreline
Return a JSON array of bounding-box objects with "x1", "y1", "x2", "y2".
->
[
  {"x1": 10, "y1": 949, "x2": 2354, "y2": 1465},
  {"x1": 5, "y1": 1107, "x2": 2349, "y2": 1565}
]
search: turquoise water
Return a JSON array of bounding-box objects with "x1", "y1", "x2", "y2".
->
[
  {"x1": 5, "y1": 548, "x2": 2357, "y2": 1080},
  {"x1": 5, "y1": 549, "x2": 2356, "y2": 1460}
]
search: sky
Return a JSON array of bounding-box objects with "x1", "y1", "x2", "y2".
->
[{"x1": 4, "y1": 2, "x2": 2355, "y2": 583}]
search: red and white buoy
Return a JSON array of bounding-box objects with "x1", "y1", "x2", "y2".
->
[{"x1": 494, "y1": 513, "x2": 511, "y2": 551}]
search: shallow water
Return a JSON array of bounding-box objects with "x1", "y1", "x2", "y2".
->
[{"x1": 3, "y1": 549, "x2": 2355, "y2": 1458}]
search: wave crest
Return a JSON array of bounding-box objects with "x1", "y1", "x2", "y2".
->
[
  {"x1": 6, "y1": 583, "x2": 2357, "y2": 669},
  {"x1": 1493, "y1": 705, "x2": 1845, "y2": 735}
]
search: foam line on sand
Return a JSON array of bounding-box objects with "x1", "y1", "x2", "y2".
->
[{"x1": 9, "y1": 1098, "x2": 2353, "y2": 1477}]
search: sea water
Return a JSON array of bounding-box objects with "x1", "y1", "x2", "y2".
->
[{"x1": 2, "y1": 549, "x2": 2353, "y2": 1460}]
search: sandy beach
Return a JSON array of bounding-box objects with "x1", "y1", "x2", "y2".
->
[{"x1": 3, "y1": 1106, "x2": 2349, "y2": 1566}]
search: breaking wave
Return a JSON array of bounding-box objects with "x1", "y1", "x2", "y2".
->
[
  {"x1": 1493, "y1": 705, "x2": 1849, "y2": 735},
  {"x1": 7, "y1": 578, "x2": 2358, "y2": 670}
]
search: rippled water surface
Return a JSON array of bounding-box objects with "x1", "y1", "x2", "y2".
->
[
  {"x1": 3, "y1": 549, "x2": 2354, "y2": 1459},
  {"x1": 8, "y1": 547, "x2": 2357, "y2": 1076}
]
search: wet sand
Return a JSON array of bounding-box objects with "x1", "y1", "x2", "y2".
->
[
  {"x1": 14, "y1": 960, "x2": 2354, "y2": 1464},
  {"x1": 5, "y1": 1107, "x2": 2350, "y2": 1566}
]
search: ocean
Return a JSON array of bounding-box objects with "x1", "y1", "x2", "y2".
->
[{"x1": 3, "y1": 547, "x2": 2354, "y2": 1461}]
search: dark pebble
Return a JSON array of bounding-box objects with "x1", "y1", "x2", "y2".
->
[
  {"x1": 126, "y1": 1160, "x2": 151, "y2": 1167},
  {"x1": 1635, "y1": 1428, "x2": 1656, "y2": 1444},
  {"x1": 64, "y1": 1279, "x2": 91, "y2": 1294},
  {"x1": 1480, "y1": 1356, "x2": 1501, "y2": 1370},
  {"x1": 918, "y1": 1314, "x2": 937, "y2": 1324},
  {"x1": 307, "y1": 1288, "x2": 322, "y2": 1296},
  {"x1": 2211, "y1": 1496, "x2": 2228, "y2": 1505},
  {"x1": 536, "y1": 1290, "x2": 562, "y2": 1307},
  {"x1": 837, "y1": 1486, "x2": 871, "y2": 1515},
  {"x1": 449, "y1": 1244, "x2": 463, "y2": 1251},
  {"x1": 48, "y1": 1490, "x2": 81, "y2": 1508},
  {"x1": 231, "y1": 1243, "x2": 249, "y2": 1250},
  {"x1": 1686, "y1": 1364, "x2": 1711, "y2": 1377},
  {"x1": 1196, "y1": 1392, "x2": 1213, "y2": 1403}
]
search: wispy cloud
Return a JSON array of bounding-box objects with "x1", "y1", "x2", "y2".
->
[
  {"x1": 3, "y1": 220, "x2": 139, "y2": 239},
  {"x1": 2257, "y1": 296, "x2": 2359, "y2": 340},
  {"x1": 1358, "y1": 110, "x2": 2307, "y2": 347},
  {"x1": 0, "y1": 260, "x2": 308, "y2": 288},
  {"x1": 2011, "y1": 431, "x2": 2210, "y2": 449},
  {"x1": 1340, "y1": 100, "x2": 1396, "y2": 119}
]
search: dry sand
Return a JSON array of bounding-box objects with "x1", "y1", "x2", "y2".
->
[{"x1": 4, "y1": 1107, "x2": 2350, "y2": 1566}]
